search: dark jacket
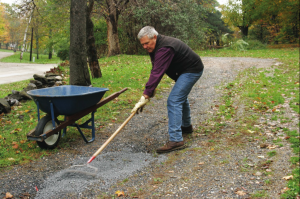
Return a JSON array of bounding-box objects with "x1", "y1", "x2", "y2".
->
[{"x1": 150, "y1": 34, "x2": 204, "y2": 80}]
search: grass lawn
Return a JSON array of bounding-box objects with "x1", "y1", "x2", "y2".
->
[{"x1": 0, "y1": 50, "x2": 61, "y2": 64}]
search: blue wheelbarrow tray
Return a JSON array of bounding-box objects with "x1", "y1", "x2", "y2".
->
[
  {"x1": 26, "y1": 86, "x2": 127, "y2": 149},
  {"x1": 27, "y1": 85, "x2": 109, "y2": 116}
]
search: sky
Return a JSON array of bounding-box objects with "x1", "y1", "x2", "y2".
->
[
  {"x1": 217, "y1": 0, "x2": 228, "y2": 5},
  {"x1": 0, "y1": 0, "x2": 17, "y2": 5}
]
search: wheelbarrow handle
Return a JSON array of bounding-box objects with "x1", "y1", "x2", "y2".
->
[
  {"x1": 118, "y1": 88, "x2": 128, "y2": 94},
  {"x1": 87, "y1": 111, "x2": 136, "y2": 163}
]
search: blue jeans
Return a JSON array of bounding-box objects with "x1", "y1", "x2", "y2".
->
[{"x1": 167, "y1": 71, "x2": 203, "y2": 142}]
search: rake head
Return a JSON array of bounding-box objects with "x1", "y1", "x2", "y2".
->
[{"x1": 64, "y1": 163, "x2": 98, "y2": 179}]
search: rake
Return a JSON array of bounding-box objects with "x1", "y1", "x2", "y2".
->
[{"x1": 65, "y1": 112, "x2": 136, "y2": 178}]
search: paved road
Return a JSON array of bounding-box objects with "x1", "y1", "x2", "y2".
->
[{"x1": 0, "y1": 52, "x2": 58, "y2": 84}]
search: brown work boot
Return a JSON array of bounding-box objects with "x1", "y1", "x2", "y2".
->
[
  {"x1": 181, "y1": 125, "x2": 193, "y2": 134},
  {"x1": 156, "y1": 141, "x2": 186, "y2": 154}
]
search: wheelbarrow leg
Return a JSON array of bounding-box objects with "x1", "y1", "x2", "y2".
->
[
  {"x1": 62, "y1": 116, "x2": 67, "y2": 138},
  {"x1": 36, "y1": 101, "x2": 40, "y2": 122},
  {"x1": 49, "y1": 101, "x2": 56, "y2": 129},
  {"x1": 74, "y1": 111, "x2": 96, "y2": 143}
]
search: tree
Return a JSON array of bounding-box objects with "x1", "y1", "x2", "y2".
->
[
  {"x1": 96, "y1": 0, "x2": 130, "y2": 56},
  {"x1": 252, "y1": 0, "x2": 299, "y2": 43},
  {"x1": 86, "y1": 0, "x2": 102, "y2": 78},
  {"x1": 18, "y1": 0, "x2": 35, "y2": 60},
  {"x1": 69, "y1": 0, "x2": 91, "y2": 86},
  {"x1": 0, "y1": 3, "x2": 12, "y2": 49},
  {"x1": 118, "y1": 0, "x2": 207, "y2": 53},
  {"x1": 221, "y1": 0, "x2": 256, "y2": 37},
  {"x1": 205, "y1": 10, "x2": 233, "y2": 46}
]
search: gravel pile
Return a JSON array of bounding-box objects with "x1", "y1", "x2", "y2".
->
[
  {"x1": 1, "y1": 57, "x2": 297, "y2": 199},
  {"x1": 35, "y1": 151, "x2": 166, "y2": 199}
]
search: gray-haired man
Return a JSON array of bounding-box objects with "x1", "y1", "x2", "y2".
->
[{"x1": 132, "y1": 26, "x2": 204, "y2": 153}]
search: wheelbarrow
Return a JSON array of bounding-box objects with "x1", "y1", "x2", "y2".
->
[{"x1": 26, "y1": 85, "x2": 127, "y2": 149}]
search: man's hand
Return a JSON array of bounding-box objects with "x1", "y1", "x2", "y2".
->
[{"x1": 131, "y1": 96, "x2": 149, "y2": 114}]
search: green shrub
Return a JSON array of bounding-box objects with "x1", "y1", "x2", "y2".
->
[
  {"x1": 57, "y1": 49, "x2": 69, "y2": 61},
  {"x1": 245, "y1": 39, "x2": 267, "y2": 50},
  {"x1": 230, "y1": 39, "x2": 249, "y2": 51}
]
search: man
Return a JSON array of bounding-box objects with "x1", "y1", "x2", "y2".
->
[{"x1": 131, "y1": 26, "x2": 204, "y2": 153}]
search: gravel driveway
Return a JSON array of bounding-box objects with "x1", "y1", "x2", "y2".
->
[
  {"x1": 0, "y1": 52, "x2": 58, "y2": 84},
  {"x1": 0, "y1": 57, "x2": 297, "y2": 199}
]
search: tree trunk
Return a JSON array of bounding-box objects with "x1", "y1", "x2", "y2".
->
[
  {"x1": 20, "y1": 12, "x2": 32, "y2": 60},
  {"x1": 36, "y1": 33, "x2": 39, "y2": 59},
  {"x1": 49, "y1": 29, "x2": 53, "y2": 59},
  {"x1": 86, "y1": 0, "x2": 102, "y2": 78},
  {"x1": 69, "y1": 0, "x2": 91, "y2": 86},
  {"x1": 238, "y1": 25, "x2": 248, "y2": 37},
  {"x1": 30, "y1": 28, "x2": 33, "y2": 62},
  {"x1": 106, "y1": 0, "x2": 121, "y2": 56}
]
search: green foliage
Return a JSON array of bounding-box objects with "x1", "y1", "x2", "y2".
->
[
  {"x1": 57, "y1": 48, "x2": 69, "y2": 61},
  {"x1": 205, "y1": 10, "x2": 233, "y2": 45},
  {"x1": 93, "y1": 18, "x2": 107, "y2": 57},
  {"x1": 281, "y1": 168, "x2": 300, "y2": 199},
  {"x1": 244, "y1": 39, "x2": 267, "y2": 50},
  {"x1": 251, "y1": 190, "x2": 268, "y2": 198},
  {"x1": 222, "y1": 0, "x2": 299, "y2": 43},
  {"x1": 119, "y1": 0, "x2": 207, "y2": 53},
  {"x1": 221, "y1": 0, "x2": 256, "y2": 35},
  {"x1": 227, "y1": 39, "x2": 266, "y2": 51},
  {"x1": 230, "y1": 39, "x2": 249, "y2": 51}
]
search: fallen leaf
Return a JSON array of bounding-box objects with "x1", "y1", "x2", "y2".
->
[
  {"x1": 282, "y1": 175, "x2": 293, "y2": 180},
  {"x1": 260, "y1": 144, "x2": 268, "y2": 148},
  {"x1": 198, "y1": 162, "x2": 205, "y2": 165},
  {"x1": 8, "y1": 158, "x2": 15, "y2": 161},
  {"x1": 235, "y1": 190, "x2": 247, "y2": 196},
  {"x1": 20, "y1": 140, "x2": 26, "y2": 144},
  {"x1": 5, "y1": 192, "x2": 13, "y2": 198},
  {"x1": 267, "y1": 145, "x2": 277, "y2": 149},
  {"x1": 10, "y1": 128, "x2": 22, "y2": 134},
  {"x1": 248, "y1": 130, "x2": 255, "y2": 134},
  {"x1": 115, "y1": 190, "x2": 125, "y2": 197},
  {"x1": 0, "y1": 135, "x2": 2, "y2": 139},
  {"x1": 12, "y1": 144, "x2": 19, "y2": 149},
  {"x1": 281, "y1": 187, "x2": 290, "y2": 193},
  {"x1": 258, "y1": 156, "x2": 265, "y2": 158},
  {"x1": 22, "y1": 193, "x2": 30, "y2": 196}
]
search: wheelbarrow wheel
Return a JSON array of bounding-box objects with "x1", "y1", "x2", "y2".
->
[{"x1": 35, "y1": 115, "x2": 61, "y2": 149}]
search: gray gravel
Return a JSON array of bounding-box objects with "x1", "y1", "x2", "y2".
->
[
  {"x1": 35, "y1": 151, "x2": 166, "y2": 199},
  {"x1": 1, "y1": 57, "x2": 297, "y2": 199}
]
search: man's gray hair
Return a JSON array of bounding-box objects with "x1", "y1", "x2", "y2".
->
[{"x1": 137, "y1": 26, "x2": 159, "y2": 40}]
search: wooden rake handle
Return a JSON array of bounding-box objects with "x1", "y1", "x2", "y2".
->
[{"x1": 87, "y1": 111, "x2": 136, "y2": 163}]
